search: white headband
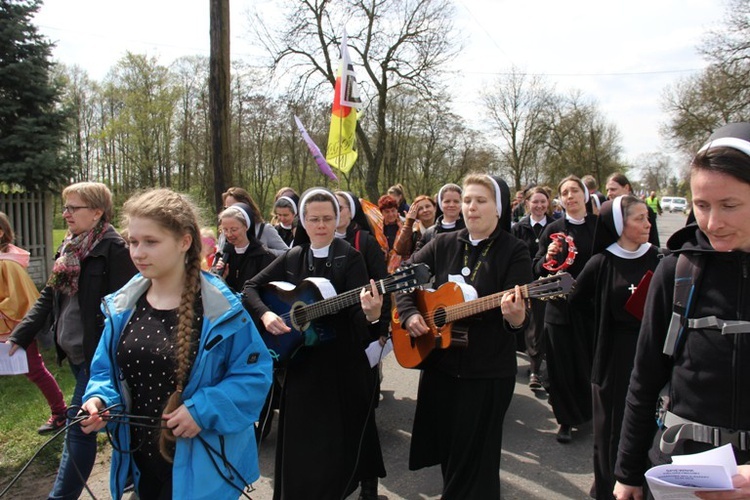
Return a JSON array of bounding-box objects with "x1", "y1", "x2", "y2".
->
[
  {"x1": 591, "y1": 193, "x2": 601, "y2": 212},
  {"x1": 338, "y1": 192, "x2": 357, "y2": 220},
  {"x1": 437, "y1": 184, "x2": 462, "y2": 212},
  {"x1": 298, "y1": 189, "x2": 340, "y2": 230},
  {"x1": 223, "y1": 205, "x2": 252, "y2": 229},
  {"x1": 612, "y1": 195, "x2": 624, "y2": 236},
  {"x1": 277, "y1": 195, "x2": 298, "y2": 215},
  {"x1": 486, "y1": 176, "x2": 503, "y2": 218},
  {"x1": 583, "y1": 183, "x2": 590, "y2": 203},
  {"x1": 698, "y1": 137, "x2": 750, "y2": 158}
]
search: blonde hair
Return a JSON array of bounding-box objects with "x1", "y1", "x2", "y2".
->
[
  {"x1": 462, "y1": 174, "x2": 498, "y2": 204},
  {"x1": 122, "y1": 188, "x2": 202, "y2": 463},
  {"x1": 62, "y1": 182, "x2": 114, "y2": 223}
]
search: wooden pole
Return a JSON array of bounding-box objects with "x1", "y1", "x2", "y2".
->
[{"x1": 209, "y1": 0, "x2": 231, "y2": 212}]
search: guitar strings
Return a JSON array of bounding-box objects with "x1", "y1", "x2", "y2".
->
[
  {"x1": 420, "y1": 278, "x2": 563, "y2": 327},
  {"x1": 278, "y1": 270, "x2": 417, "y2": 326}
]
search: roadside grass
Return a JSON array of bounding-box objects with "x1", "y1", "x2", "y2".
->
[
  {"x1": 52, "y1": 229, "x2": 66, "y2": 248},
  {"x1": 0, "y1": 345, "x2": 73, "y2": 484}
]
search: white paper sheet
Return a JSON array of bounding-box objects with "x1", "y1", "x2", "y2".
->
[
  {"x1": 0, "y1": 342, "x2": 29, "y2": 375},
  {"x1": 365, "y1": 338, "x2": 393, "y2": 368},
  {"x1": 645, "y1": 444, "x2": 736, "y2": 499}
]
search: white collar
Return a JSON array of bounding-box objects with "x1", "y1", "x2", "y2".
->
[
  {"x1": 565, "y1": 213, "x2": 586, "y2": 225},
  {"x1": 311, "y1": 244, "x2": 331, "y2": 258},
  {"x1": 234, "y1": 243, "x2": 250, "y2": 255},
  {"x1": 606, "y1": 242, "x2": 652, "y2": 260},
  {"x1": 334, "y1": 231, "x2": 347, "y2": 239},
  {"x1": 468, "y1": 236, "x2": 485, "y2": 246},
  {"x1": 531, "y1": 215, "x2": 547, "y2": 227},
  {"x1": 441, "y1": 220, "x2": 457, "y2": 229},
  {"x1": 279, "y1": 223, "x2": 293, "y2": 230}
]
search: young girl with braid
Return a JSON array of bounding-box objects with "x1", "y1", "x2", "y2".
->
[{"x1": 80, "y1": 188, "x2": 273, "y2": 500}]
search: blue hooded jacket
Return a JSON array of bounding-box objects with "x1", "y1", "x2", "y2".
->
[{"x1": 84, "y1": 271, "x2": 273, "y2": 499}]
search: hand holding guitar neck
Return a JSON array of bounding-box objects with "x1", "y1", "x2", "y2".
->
[
  {"x1": 500, "y1": 285, "x2": 526, "y2": 327},
  {"x1": 360, "y1": 279, "x2": 383, "y2": 323}
]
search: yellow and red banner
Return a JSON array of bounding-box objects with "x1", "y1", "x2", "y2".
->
[{"x1": 326, "y1": 30, "x2": 361, "y2": 175}]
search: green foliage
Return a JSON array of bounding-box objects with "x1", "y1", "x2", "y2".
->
[
  {"x1": 0, "y1": 346, "x2": 73, "y2": 482},
  {"x1": 0, "y1": 0, "x2": 73, "y2": 191},
  {"x1": 663, "y1": 0, "x2": 750, "y2": 151}
]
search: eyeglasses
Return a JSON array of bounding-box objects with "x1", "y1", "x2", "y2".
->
[
  {"x1": 62, "y1": 205, "x2": 91, "y2": 214},
  {"x1": 305, "y1": 216, "x2": 336, "y2": 225},
  {"x1": 222, "y1": 226, "x2": 245, "y2": 235}
]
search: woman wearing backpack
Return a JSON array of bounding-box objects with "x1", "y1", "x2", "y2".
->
[{"x1": 614, "y1": 123, "x2": 750, "y2": 499}]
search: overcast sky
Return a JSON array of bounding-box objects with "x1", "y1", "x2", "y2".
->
[{"x1": 33, "y1": 0, "x2": 727, "y2": 166}]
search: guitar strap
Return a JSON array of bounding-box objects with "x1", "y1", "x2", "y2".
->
[
  {"x1": 304, "y1": 239, "x2": 349, "y2": 291},
  {"x1": 462, "y1": 240, "x2": 493, "y2": 285}
]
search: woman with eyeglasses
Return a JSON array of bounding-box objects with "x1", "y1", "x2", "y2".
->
[
  {"x1": 213, "y1": 204, "x2": 275, "y2": 294},
  {"x1": 221, "y1": 187, "x2": 289, "y2": 256},
  {"x1": 243, "y1": 188, "x2": 386, "y2": 500},
  {"x1": 8, "y1": 182, "x2": 137, "y2": 500}
]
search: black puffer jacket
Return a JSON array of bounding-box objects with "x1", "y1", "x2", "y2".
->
[
  {"x1": 615, "y1": 223, "x2": 750, "y2": 485},
  {"x1": 10, "y1": 227, "x2": 137, "y2": 366}
]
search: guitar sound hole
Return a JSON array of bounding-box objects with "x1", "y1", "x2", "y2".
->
[
  {"x1": 290, "y1": 305, "x2": 307, "y2": 330},
  {"x1": 433, "y1": 308, "x2": 447, "y2": 328}
]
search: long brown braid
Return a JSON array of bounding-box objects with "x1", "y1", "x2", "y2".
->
[{"x1": 121, "y1": 188, "x2": 203, "y2": 463}]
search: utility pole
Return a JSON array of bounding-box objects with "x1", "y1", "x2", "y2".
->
[{"x1": 209, "y1": 0, "x2": 231, "y2": 212}]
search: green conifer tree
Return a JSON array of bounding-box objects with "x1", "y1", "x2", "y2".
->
[{"x1": 0, "y1": 0, "x2": 72, "y2": 190}]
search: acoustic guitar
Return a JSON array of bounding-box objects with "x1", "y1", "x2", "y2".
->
[
  {"x1": 259, "y1": 263, "x2": 430, "y2": 362},
  {"x1": 391, "y1": 273, "x2": 575, "y2": 368}
]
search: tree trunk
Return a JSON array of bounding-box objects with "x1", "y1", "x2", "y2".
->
[{"x1": 210, "y1": 0, "x2": 231, "y2": 212}]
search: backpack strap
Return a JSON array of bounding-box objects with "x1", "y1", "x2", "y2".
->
[{"x1": 663, "y1": 253, "x2": 704, "y2": 356}]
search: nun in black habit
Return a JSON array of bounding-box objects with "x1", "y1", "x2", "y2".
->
[
  {"x1": 533, "y1": 175, "x2": 597, "y2": 443},
  {"x1": 569, "y1": 195, "x2": 663, "y2": 499},
  {"x1": 396, "y1": 174, "x2": 532, "y2": 499},
  {"x1": 243, "y1": 188, "x2": 386, "y2": 500},
  {"x1": 216, "y1": 202, "x2": 276, "y2": 293}
]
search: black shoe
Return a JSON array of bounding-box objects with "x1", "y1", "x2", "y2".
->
[
  {"x1": 556, "y1": 424, "x2": 572, "y2": 443},
  {"x1": 529, "y1": 373, "x2": 543, "y2": 390},
  {"x1": 37, "y1": 413, "x2": 67, "y2": 435},
  {"x1": 358, "y1": 477, "x2": 378, "y2": 500}
]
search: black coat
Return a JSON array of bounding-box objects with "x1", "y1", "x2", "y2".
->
[
  {"x1": 222, "y1": 241, "x2": 275, "y2": 293},
  {"x1": 569, "y1": 246, "x2": 662, "y2": 384},
  {"x1": 340, "y1": 224, "x2": 390, "y2": 339},
  {"x1": 396, "y1": 223, "x2": 533, "y2": 379},
  {"x1": 10, "y1": 226, "x2": 137, "y2": 366},
  {"x1": 512, "y1": 214, "x2": 555, "y2": 261},
  {"x1": 242, "y1": 238, "x2": 385, "y2": 499},
  {"x1": 615, "y1": 225, "x2": 750, "y2": 486},
  {"x1": 533, "y1": 215, "x2": 597, "y2": 324}
]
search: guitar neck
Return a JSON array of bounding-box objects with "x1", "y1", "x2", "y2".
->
[
  {"x1": 443, "y1": 284, "x2": 530, "y2": 324},
  {"x1": 302, "y1": 277, "x2": 387, "y2": 322}
]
